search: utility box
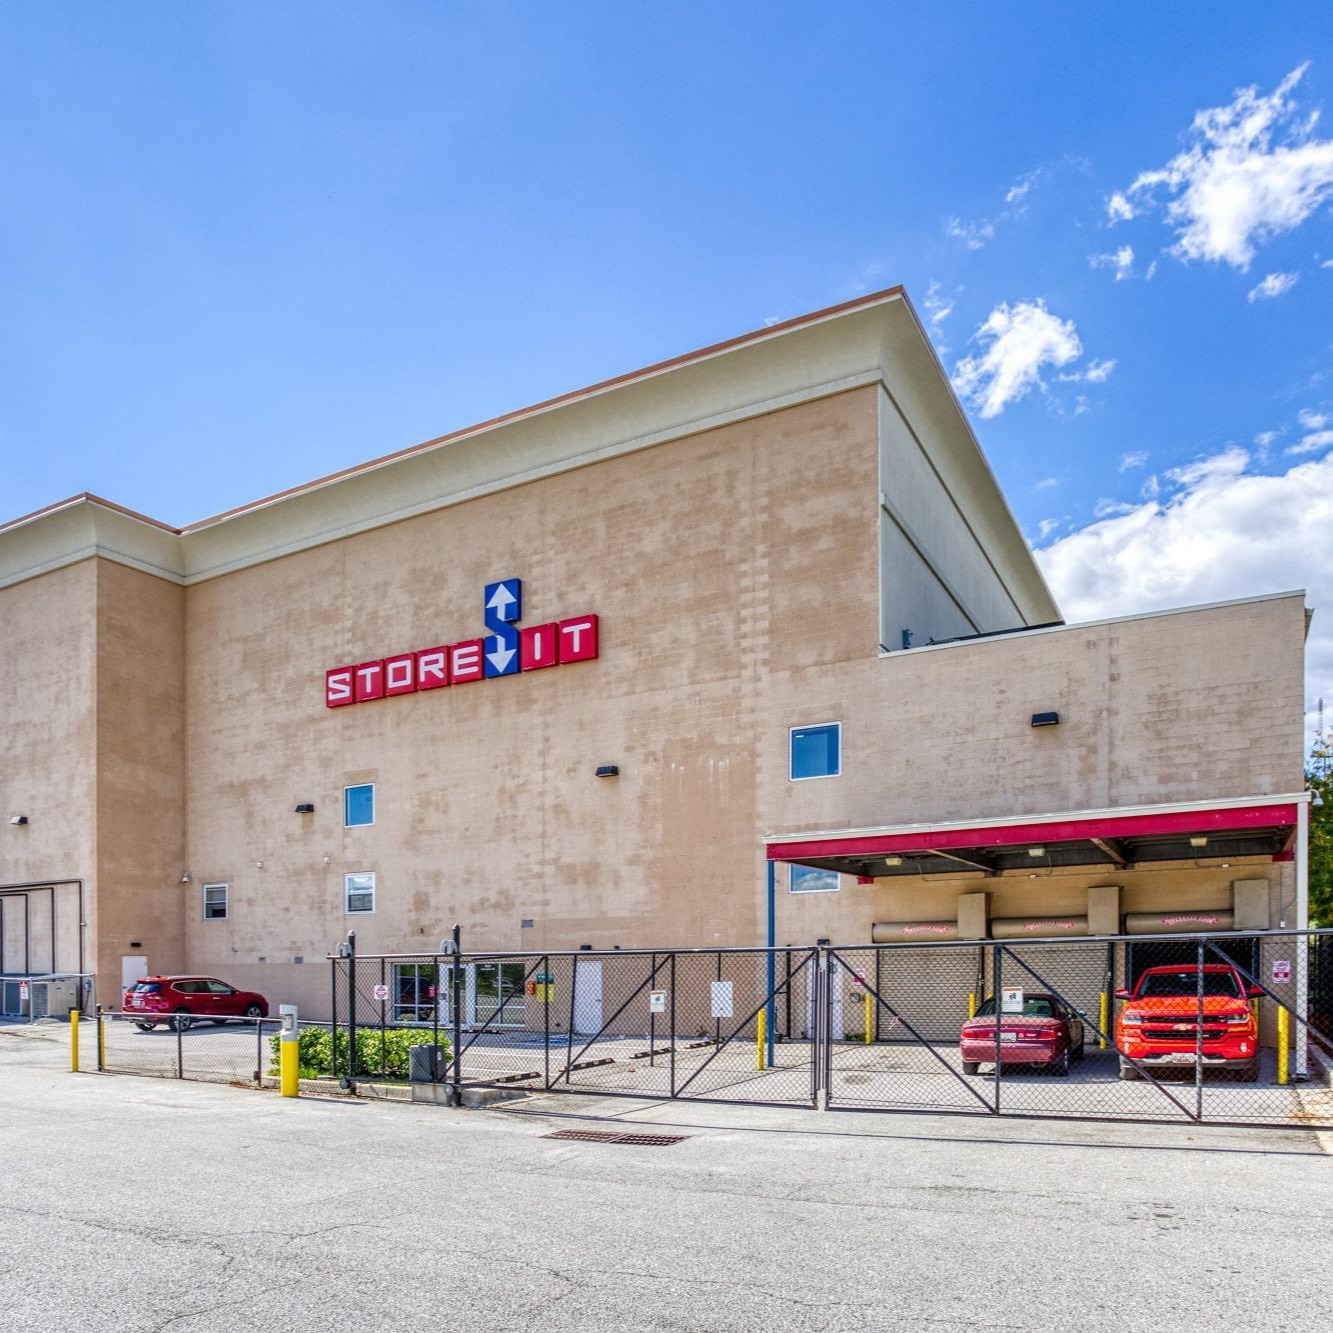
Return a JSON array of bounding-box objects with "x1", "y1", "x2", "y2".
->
[{"x1": 408, "y1": 1043, "x2": 444, "y2": 1083}]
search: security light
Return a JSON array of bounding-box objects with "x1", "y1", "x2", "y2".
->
[
  {"x1": 10, "y1": 815, "x2": 28, "y2": 826},
  {"x1": 595, "y1": 765, "x2": 620, "y2": 778},
  {"x1": 1027, "y1": 846, "x2": 1045, "y2": 858},
  {"x1": 294, "y1": 802, "x2": 315, "y2": 814},
  {"x1": 1030, "y1": 712, "x2": 1060, "y2": 727},
  {"x1": 180, "y1": 872, "x2": 193, "y2": 883},
  {"x1": 884, "y1": 855, "x2": 903, "y2": 867},
  {"x1": 1189, "y1": 836, "x2": 1208, "y2": 849}
]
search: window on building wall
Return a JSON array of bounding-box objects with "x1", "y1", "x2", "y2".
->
[
  {"x1": 344, "y1": 783, "x2": 375, "y2": 827},
  {"x1": 790, "y1": 722, "x2": 841, "y2": 780},
  {"x1": 345, "y1": 872, "x2": 375, "y2": 914},
  {"x1": 789, "y1": 864, "x2": 840, "y2": 894},
  {"x1": 202, "y1": 884, "x2": 228, "y2": 920}
]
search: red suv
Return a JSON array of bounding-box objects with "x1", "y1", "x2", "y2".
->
[
  {"x1": 1116, "y1": 964, "x2": 1260, "y2": 1081},
  {"x1": 123, "y1": 976, "x2": 269, "y2": 1031}
]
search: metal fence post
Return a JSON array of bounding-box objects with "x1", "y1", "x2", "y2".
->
[
  {"x1": 669, "y1": 952, "x2": 676, "y2": 1098},
  {"x1": 256, "y1": 1017, "x2": 263, "y2": 1085},
  {"x1": 346, "y1": 930, "x2": 358, "y2": 1094},
  {"x1": 176, "y1": 1014, "x2": 184, "y2": 1079},
  {"x1": 566, "y1": 952, "x2": 579, "y2": 1086},
  {"x1": 1195, "y1": 938, "x2": 1205, "y2": 1122},
  {"x1": 96, "y1": 1005, "x2": 105, "y2": 1072},
  {"x1": 330, "y1": 957, "x2": 339, "y2": 1084},
  {"x1": 992, "y1": 944, "x2": 1001, "y2": 1114},
  {"x1": 451, "y1": 923, "x2": 463, "y2": 1108},
  {"x1": 543, "y1": 953, "x2": 551, "y2": 1091}
]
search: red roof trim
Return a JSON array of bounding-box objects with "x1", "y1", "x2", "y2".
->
[{"x1": 766, "y1": 803, "x2": 1299, "y2": 862}]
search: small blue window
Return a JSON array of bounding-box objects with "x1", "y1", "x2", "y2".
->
[
  {"x1": 344, "y1": 784, "x2": 375, "y2": 827},
  {"x1": 789, "y1": 864, "x2": 840, "y2": 894},
  {"x1": 790, "y1": 723, "x2": 841, "y2": 781}
]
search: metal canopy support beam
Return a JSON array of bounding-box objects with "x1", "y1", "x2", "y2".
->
[
  {"x1": 1090, "y1": 837, "x2": 1130, "y2": 869},
  {"x1": 925, "y1": 849, "x2": 996, "y2": 875}
]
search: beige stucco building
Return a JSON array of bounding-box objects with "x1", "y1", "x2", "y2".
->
[{"x1": 0, "y1": 287, "x2": 1311, "y2": 1023}]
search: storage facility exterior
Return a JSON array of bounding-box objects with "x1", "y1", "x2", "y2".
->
[{"x1": 0, "y1": 288, "x2": 1310, "y2": 1028}]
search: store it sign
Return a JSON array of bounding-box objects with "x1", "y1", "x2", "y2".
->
[{"x1": 325, "y1": 578, "x2": 598, "y2": 708}]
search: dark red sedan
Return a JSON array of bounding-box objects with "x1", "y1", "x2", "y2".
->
[
  {"x1": 959, "y1": 992, "x2": 1086, "y2": 1077},
  {"x1": 123, "y1": 976, "x2": 269, "y2": 1031}
]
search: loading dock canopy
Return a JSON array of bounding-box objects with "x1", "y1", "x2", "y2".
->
[{"x1": 765, "y1": 798, "x2": 1300, "y2": 879}]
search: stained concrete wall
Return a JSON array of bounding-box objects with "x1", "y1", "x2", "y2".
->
[{"x1": 0, "y1": 561, "x2": 97, "y2": 977}]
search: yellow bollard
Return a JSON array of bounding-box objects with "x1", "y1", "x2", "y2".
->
[
  {"x1": 279, "y1": 1005, "x2": 300, "y2": 1098},
  {"x1": 70, "y1": 1008, "x2": 79, "y2": 1072},
  {"x1": 967, "y1": 993, "x2": 977, "y2": 1019},
  {"x1": 1098, "y1": 992, "x2": 1109, "y2": 1050},
  {"x1": 1277, "y1": 1006, "x2": 1289, "y2": 1086},
  {"x1": 97, "y1": 1006, "x2": 106, "y2": 1071},
  {"x1": 865, "y1": 992, "x2": 873, "y2": 1044},
  {"x1": 756, "y1": 1008, "x2": 766, "y2": 1071}
]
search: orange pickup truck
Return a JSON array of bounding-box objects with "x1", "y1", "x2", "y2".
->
[{"x1": 1115, "y1": 963, "x2": 1261, "y2": 1082}]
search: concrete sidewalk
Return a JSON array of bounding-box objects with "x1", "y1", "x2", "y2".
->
[{"x1": 1, "y1": 1025, "x2": 1330, "y2": 1332}]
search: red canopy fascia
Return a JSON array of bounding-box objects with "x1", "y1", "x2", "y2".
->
[{"x1": 766, "y1": 801, "x2": 1298, "y2": 863}]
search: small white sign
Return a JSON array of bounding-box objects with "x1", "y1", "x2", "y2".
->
[
  {"x1": 1272, "y1": 960, "x2": 1292, "y2": 984},
  {"x1": 1001, "y1": 988, "x2": 1025, "y2": 1014},
  {"x1": 18, "y1": 980, "x2": 29, "y2": 998},
  {"x1": 710, "y1": 980, "x2": 734, "y2": 1019},
  {"x1": 649, "y1": 990, "x2": 667, "y2": 1015},
  {"x1": 372, "y1": 983, "x2": 389, "y2": 1001}
]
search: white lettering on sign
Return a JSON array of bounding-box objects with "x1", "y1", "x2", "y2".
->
[
  {"x1": 710, "y1": 981, "x2": 734, "y2": 1019},
  {"x1": 1001, "y1": 989, "x2": 1024, "y2": 1014},
  {"x1": 649, "y1": 991, "x2": 667, "y2": 1015},
  {"x1": 326, "y1": 578, "x2": 599, "y2": 708},
  {"x1": 1272, "y1": 960, "x2": 1292, "y2": 983}
]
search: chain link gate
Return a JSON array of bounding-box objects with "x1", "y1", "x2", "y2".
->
[{"x1": 326, "y1": 929, "x2": 1332, "y2": 1129}]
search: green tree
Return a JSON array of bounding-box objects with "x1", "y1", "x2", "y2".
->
[{"x1": 1309, "y1": 735, "x2": 1333, "y2": 928}]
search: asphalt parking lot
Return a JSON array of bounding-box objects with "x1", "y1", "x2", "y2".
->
[{"x1": 4, "y1": 1021, "x2": 1332, "y2": 1333}]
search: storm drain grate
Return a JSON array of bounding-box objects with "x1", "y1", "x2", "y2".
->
[{"x1": 542, "y1": 1129, "x2": 689, "y2": 1146}]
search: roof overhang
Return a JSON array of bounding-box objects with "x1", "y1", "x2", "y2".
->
[{"x1": 765, "y1": 794, "x2": 1307, "y2": 880}]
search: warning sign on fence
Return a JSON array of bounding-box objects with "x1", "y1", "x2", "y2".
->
[
  {"x1": 710, "y1": 981, "x2": 734, "y2": 1019},
  {"x1": 649, "y1": 990, "x2": 666, "y2": 1014},
  {"x1": 372, "y1": 983, "x2": 389, "y2": 1001},
  {"x1": 1272, "y1": 960, "x2": 1291, "y2": 984}
]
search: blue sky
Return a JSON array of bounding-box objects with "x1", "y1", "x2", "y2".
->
[{"x1": 3, "y1": 3, "x2": 1333, "y2": 737}]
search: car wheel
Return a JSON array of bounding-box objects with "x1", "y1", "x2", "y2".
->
[
  {"x1": 134, "y1": 1021, "x2": 156, "y2": 1032},
  {"x1": 1051, "y1": 1047, "x2": 1070, "y2": 1077},
  {"x1": 1118, "y1": 1061, "x2": 1141, "y2": 1081},
  {"x1": 961, "y1": 1060, "x2": 979, "y2": 1076},
  {"x1": 243, "y1": 1003, "x2": 264, "y2": 1019},
  {"x1": 172, "y1": 1010, "x2": 193, "y2": 1032}
]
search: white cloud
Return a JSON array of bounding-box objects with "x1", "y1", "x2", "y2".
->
[
  {"x1": 1035, "y1": 476, "x2": 1059, "y2": 490},
  {"x1": 1107, "y1": 192, "x2": 1136, "y2": 223},
  {"x1": 1035, "y1": 446, "x2": 1333, "y2": 744},
  {"x1": 945, "y1": 216, "x2": 995, "y2": 250},
  {"x1": 1299, "y1": 408, "x2": 1329, "y2": 430},
  {"x1": 1109, "y1": 64, "x2": 1333, "y2": 269},
  {"x1": 1037, "y1": 517, "x2": 1063, "y2": 540},
  {"x1": 1254, "y1": 429, "x2": 1280, "y2": 448},
  {"x1": 1119, "y1": 450, "x2": 1148, "y2": 471},
  {"x1": 1083, "y1": 358, "x2": 1117, "y2": 383},
  {"x1": 923, "y1": 279, "x2": 955, "y2": 326},
  {"x1": 1323, "y1": 258, "x2": 1333, "y2": 269},
  {"x1": 953, "y1": 300, "x2": 1084, "y2": 418},
  {"x1": 1247, "y1": 270, "x2": 1300, "y2": 301},
  {"x1": 1090, "y1": 245, "x2": 1136, "y2": 280},
  {"x1": 1005, "y1": 167, "x2": 1043, "y2": 207},
  {"x1": 1290, "y1": 430, "x2": 1333, "y2": 456}
]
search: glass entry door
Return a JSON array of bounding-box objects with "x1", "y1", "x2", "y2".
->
[
  {"x1": 393, "y1": 962, "x2": 526, "y2": 1028},
  {"x1": 475, "y1": 961, "x2": 526, "y2": 1026}
]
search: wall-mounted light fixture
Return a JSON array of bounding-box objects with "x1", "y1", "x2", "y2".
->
[
  {"x1": 1189, "y1": 835, "x2": 1208, "y2": 849},
  {"x1": 130, "y1": 941, "x2": 142, "y2": 949},
  {"x1": 1027, "y1": 846, "x2": 1046, "y2": 858},
  {"x1": 594, "y1": 765, "x2": 620, "y2": 778},
  {"x1": 180, "y1": 872, "x2": 193, "y2": 883},
  {"x1": 1031, "y1": 711, "x2": 1060, "y2": 727},
  {"x1": 9, "y1": 815, "x2": 28, "y2": 826},
  {"x1": 294, "y1": 803, "x2": 315, "y2": 814},
  {"x1": 884, "y1": 856, "x2": 903, "y2": 867}
]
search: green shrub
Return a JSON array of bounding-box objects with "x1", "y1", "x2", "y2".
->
[{"x1": 269, "y1": 1026, "x2": 451, "y2": 1081}]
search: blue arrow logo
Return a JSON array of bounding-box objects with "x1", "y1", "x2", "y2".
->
[{"x1": 483, "y1": 578, "x2": 522, "y2": 677}]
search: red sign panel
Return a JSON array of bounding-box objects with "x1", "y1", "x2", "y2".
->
[{"x1": 326, "y1": 580, "x2": 599, "y2": 708}]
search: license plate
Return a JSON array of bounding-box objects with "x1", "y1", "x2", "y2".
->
[
  {"x1": 999, "y1": 1032, "x2": 1018, "y2": 1043},
  {"x1": 1160, "y1": 1052, "x2": 1197, "y2": 1064}
]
